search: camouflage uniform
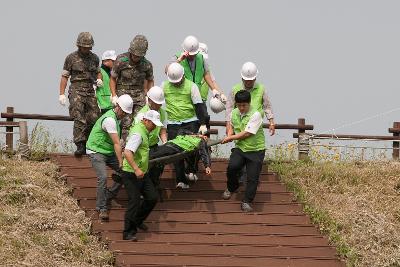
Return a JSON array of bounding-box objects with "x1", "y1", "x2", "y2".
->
[
  {"x1": 111, "y1": 52, "x2": 153, "y2": 139},
  {"x1": 62, "y1": 51, "x2": 101, "y2": 144}
]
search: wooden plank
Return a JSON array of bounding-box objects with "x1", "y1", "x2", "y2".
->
[{"x1": 0, "y1": 121, "x2": 19, "y2": 127}]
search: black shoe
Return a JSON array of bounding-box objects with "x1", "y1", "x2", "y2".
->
[
  {"x1": 74, "y1": 142, "x2": 86, "y2": 157},
  {"x1": 137, "y1": 223, "x2": 148, "y2": 231},
  {"x1": 123, "y1": 233, "x2": 137, "y2": 241}
]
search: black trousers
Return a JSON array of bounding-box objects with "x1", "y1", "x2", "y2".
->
[
  {"x1": 167, "y1": 121, "x2": 200, "y2": 184},
  {"x1": 150, "y1": 143, "x2": 187, "y2": 183},
  {"x1": 226, "y1": 148, "x2": 265, "y2": 203},
  {"x1": 121, "y1": 170, "x2": 158, "y2": 236}
]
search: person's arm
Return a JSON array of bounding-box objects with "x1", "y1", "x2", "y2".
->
[
  {"x1": 263, "y1": 90, "x2": 275, "y2": 136},
  {"x1": 198, "y1": 139, "x2": 211, "y2": 175},
  {"x1": 124, "y1": 133, "x2": 144, "y2": 178},
  {"x1": 144, "y1": 60, "x2": 154, "y2": 94},
  {"x1": 146, "y1": 79, "x2": 154, "y2": 93},
  {"x1": 110, "y1": 76, "x2": 117, "y2": 97},
  {"x1": 124, "y1": 149, "x2": 144, "y2": 178},
  {"x1": 226, "y1": 121, "x2": 234, "y2": 137},
  {"x1": 60, "y1": 55, "x2": 72, "y2": 98},
  {"x1": 159, "y1": 128, "x2": 167, "y2": 144},
  {"x1": 203, "y1": 57, "x2": 226, "y2": 102},
  {"x1": 102, "y1": 118, "x2": 123, "y2": 166},
  {"x1": 221, "y1": 131, "x2": 253, "y2": 143},
  {"x1": 191, "y1": 84, "x2": 208, "y2": 126},
  {"x1": 109, "y1": 133, "x2": 123, "y2": 166},
  {"x1": 59, "y1": 76, "x2": 68, "y2": 96},
  {"x1": 225, "y1": 91, "x2": 235, "y2": 130}
]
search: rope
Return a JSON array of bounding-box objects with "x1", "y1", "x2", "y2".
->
[
  {"x1": 310, "y1": 106, "x2": 400, "y2": 138},
  {"x1": 309, "y1": 143, "x2": 392, "y2": 150}
]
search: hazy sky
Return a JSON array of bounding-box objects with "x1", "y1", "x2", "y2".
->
[{"x1": 1, "y1": 0, "x2": 400, "y2": 145}]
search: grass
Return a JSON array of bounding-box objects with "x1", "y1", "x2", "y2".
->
[
  {"x1": 0, "y1": 157, "x2": 114, "y2": 266},
  {"x1": 270, "y1": 159, "x2": 400, "y2": 267}
]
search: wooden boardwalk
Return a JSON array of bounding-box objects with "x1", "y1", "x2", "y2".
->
[{"x1": 53, "y1": 154, "x2": 345, "y2": 267}]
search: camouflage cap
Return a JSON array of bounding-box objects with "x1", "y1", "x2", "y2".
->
[
  {"x1": 76, "y1": 32, "x2": 94, "y2": 48},
  {"x1": 129, "y1": 35, "x2": 148, "y2": 57}
]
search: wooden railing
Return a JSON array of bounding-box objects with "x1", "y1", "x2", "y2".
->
[
  {"x1": 3, "y1": 105, "x2": 400, "y2": 160},
  {"x1": 1, "y1": 106, "x2": 315, "y2": 159}
]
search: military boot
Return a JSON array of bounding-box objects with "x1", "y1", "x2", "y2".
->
[{"x1": 74, "y1": 142, "x2": 86, "y2": 157}]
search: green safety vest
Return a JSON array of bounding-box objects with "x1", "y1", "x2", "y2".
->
[
  {"x1": 163, "y1": 79, "x2": 196, "y2": 122},
  {"x1": 199, "y1": 78, "x2": 209, "y2": 101},
  {"x1": 135, "y1": 105, "x2": 166, "y2": 147},
  {"x1": 232, "y1": 83, "x2": 265, "y2": 116},
  {"x1": 168, "y1": 135, "x2": 201, "y2": 152},
  {"x1": 122, "y1": 122, "x2": 150, "y2": 173},
  {"x1": 86, "y1": 109, "x2": 121, "y2": 155},
  {"x1": 177, "y1": 52, "x2": 205, "y2": 90},
  {"x1": 97, "y1": 68, "x2": 113, "y2": 110},
  {"x1": 231, "y1": 107, "x2": 265, "y2": 152}
]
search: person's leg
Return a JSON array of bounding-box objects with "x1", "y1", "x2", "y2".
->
[
  {"x1": 121, "y1": 171, "x2": 140, "y2": 240},
  {"x1": 243, "y1": 150, "x2": 265, "y2": 203},
  {"x1": 167, "y1": 124, "x2": 179, "y2": 140},
  {"x1": 105, "y1": 154, "x2": 123, "y2": 202},
  {"x1": 85, "y1": 94, "x2": 101, "y2": 141},
  {"x1": 135, "y1": 174, "x2": 158, "y2": 227},
  {"x1": 68, "y1": 90, "x2": 86, "y2": 152},
  {"x1": 182, "y1": 121, "x2": 200, "y2": 181},
  {"x1": 226, "y1": 148, "x2": 246, "y2": 194},
  {"x1": 167, "y1": 124, "x2": 189, "y2": 186},
  {"x1": 88, "y1": 153, "x2": 109, "y2": 213}
]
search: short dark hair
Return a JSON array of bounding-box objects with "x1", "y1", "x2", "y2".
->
[{"x1": 235, "y1": 90, "x2": 251, "y2": 103}]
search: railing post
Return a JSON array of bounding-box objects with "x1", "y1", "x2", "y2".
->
[
  {"x1": 392, "y1": 122, "x2": 400, "y2": 160},
  {"x1": 297, "y1": 118, "x2": 309, "y2": 160},
  {"x1": 18, "y1": 121, "x2": 29, "y2": 160},
  {"x1": 5, "y1": 106, "x2": 14, "y2": 153}
]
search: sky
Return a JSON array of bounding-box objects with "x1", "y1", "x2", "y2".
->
[{"x1": 1, "y1": 0, "x2": 400, "y2": 148}]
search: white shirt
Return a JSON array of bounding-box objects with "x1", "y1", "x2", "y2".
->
[
  {"x1": 230, "y1": 111, "x2": 263, "y2": 135},
  {"x1": 86, "y1": 117, "x2": 118, "y2": 154},
  {"x1": 125, "y1": 133, "x2": 142, "y2": 153},
  {"x1": 161, "y1": 81, "x2": 203, "y2": 124}
]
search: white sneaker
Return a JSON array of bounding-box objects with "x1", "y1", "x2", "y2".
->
[
  {"x1": 222, "y1": 189, "x2": 232, "y2": 200},
  {"x1": 187, "y1": 173, "x2": 198, "y2": 182},
  {"x1": 176, "y1": 182, "x2": 190, "y2": 189}
]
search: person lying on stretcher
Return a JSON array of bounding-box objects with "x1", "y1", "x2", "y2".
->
[{"x1": 150, "y1": 129, "x2": 212, "y2": 189}]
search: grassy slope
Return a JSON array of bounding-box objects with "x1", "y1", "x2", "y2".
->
[
  {"x1": 270, "y1": 160, "x2": 400, "y2": 267},
  {"x1": 0, "y1": 157, "x2": 114, "y2": 267}
]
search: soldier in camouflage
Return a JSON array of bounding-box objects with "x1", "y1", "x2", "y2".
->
[
  {"x1": 59, "y1": 32, "x2": 102, "y2": 156},
  {"x1": 110, "y1": 34, "x2": 154, "y2": 141}
]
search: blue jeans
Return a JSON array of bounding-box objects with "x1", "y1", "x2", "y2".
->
[{"x1": 88, "y1": 153, "x2": 122, "y2": 212}]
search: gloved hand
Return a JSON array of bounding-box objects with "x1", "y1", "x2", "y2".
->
[
  {"x1": 111, "y1": 95, "x2": 118, "y2": 106},
  {"x1": 199, "y1": 125, "x2": 208, "y2": 135},
  {"x1": 96, "y1": 78, "x2": 103, "y2": 87},
  {"x1": 220, "y1": 93, "x2": 227, "y2": 104},
  {"x1": 212, "y1": 89, "x2": 219, "y2": 97},
  {"x1": 59, "y1": 95, "x2": 66, "y2": 106}
]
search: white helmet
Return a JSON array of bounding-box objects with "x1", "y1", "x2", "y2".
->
[
  {"x1": 101, "y1": 50, "x2": 117, "y2": 61},
  {"x1": 147, "y1": 86, "x2": 165, "y2": 104},
  {"x1": 241, "y1": 62, "x2": 258, "y2": 80},
  {"x1": 117, "y1": 94, "x2": 133, "y2": 114},
  {"x1": 182, "y1": 35, "x2": 199, "y2": 55},
  {"x1": 210, "y1": 96, "x2": 226, "y2": 114},
  {"x1": 167, "y1": 63, "x2": 184, "y2": 83},
  {"x1": 199, "y1": 42, "x2": 208, "y2": 54}
]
